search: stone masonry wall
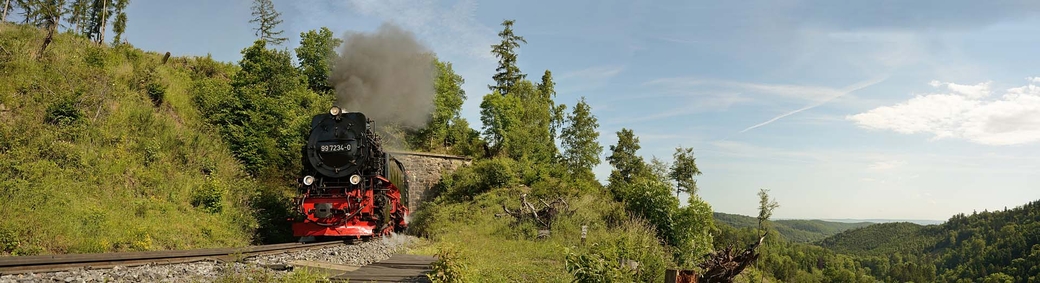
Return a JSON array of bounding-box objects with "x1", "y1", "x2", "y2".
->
[{"x1": 387, "y1": 151, "x2": 471, "y2": 212}]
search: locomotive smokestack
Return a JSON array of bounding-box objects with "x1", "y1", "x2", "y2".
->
[{"x1": 329, "y1": 23, "x2": 437, "y2": 130}]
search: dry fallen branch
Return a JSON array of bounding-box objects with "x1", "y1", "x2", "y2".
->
[
  {"x1": 500, "y1": 194, "x2": 571, "y2": 230},
  {"x1": 696, "y1": 236, "x2": 765, "y2": 283}
]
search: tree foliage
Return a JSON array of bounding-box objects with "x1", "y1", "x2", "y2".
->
[
  {"x1": 606, "y1": 128, "x2": 646, "y2": 194},
  {"x1": 193, "y1": 40, "x2": 322, "y2": 177},
  {"x1": 479, "y1": 21, "x2": 561, "y2": 164},
  {"x1": 407, "y1": 59, "x2": 483, "y2": 157},
  {"x1": 108, "y1": 0, "x2": 126, "y2": 45},
  {"x1": 669, "y1": 146, "x2": 701, "y2": 197},
  {"x1": 488, "y1": 19, "x2": 526, "y2": 95},
  {"x1": 295, "y1": 27, "x2": 341, "y2": 93},
  {"x1": 83, "y1": 0, "x2": 115, "y2": 43},
  {"x1": 758, "y1": 188, "x2": 779, "y2": 236},
  {"x1": 248, "y1": 0, "x2": 286, "y2": 45},
  {"x1": 65, "y1": 0, "x2": 89, "y2": 32},
  {"x1": 559, "y1": 97, "x2": 602, "y2": 181}
]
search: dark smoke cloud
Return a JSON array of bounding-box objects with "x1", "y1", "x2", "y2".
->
[{"x1": 330, "y1": 23, "x2": 436, "y2": 129}]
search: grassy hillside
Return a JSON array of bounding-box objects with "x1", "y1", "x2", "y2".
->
[
  {"x1": 713, "y1": 212, "x2": 872, "y2": 243},
  {"x1": 407, "y1": 158, "x2": 677, "y2": 282},
  {"x1": 0, "y1": 23, "x2": 259, "y2": 255}
]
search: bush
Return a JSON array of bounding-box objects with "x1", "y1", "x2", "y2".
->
[
  {"x1": 84, "y1": 46, "x2": 106, "y2": 68},
  {"x1": 565, "y1": 244, "x2": 635, "y2": 282},
  {"x1": 0, "y1": 228, "x2": 17, "y2": 254},
  {"x1": 192, "y1": 178, "x2": 226, "y2": 213},
  {"x1": 435, "y1": 157, "x2": 517, "y2": 202},
  {"x1": 45, "y1": 98, "x2": 82, "y2": 125},
  {"x1": 146, "y1": 81, "x2": 166, "y2": 106},
  {"x1": 429, "y1": 245, "x2": 469, "y2": 283}
]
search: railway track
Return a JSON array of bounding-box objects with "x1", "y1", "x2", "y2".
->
[{"x1": 0, "y1": 241, "x2": 345, "y2": 275}]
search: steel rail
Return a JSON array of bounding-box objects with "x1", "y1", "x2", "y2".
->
[{"x1": 0, "y1": 241, "x2": 345, "y2": 275}]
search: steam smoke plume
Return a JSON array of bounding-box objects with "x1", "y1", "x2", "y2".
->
[{"x1": 330, "y1": 23, "x2": 436, "y2": 128}]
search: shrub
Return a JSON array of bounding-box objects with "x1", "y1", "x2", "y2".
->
[
  {"x1": 430, "y1": 245, "x2": 469, "y2": 283},
  {"x1": 146, "y1": 81, "x2": 166, "y2": 106},
  {"x1": 0, "y1": 228, "x2": 17, "y2": 254},
  {"x1": 192, "y1": 179, "x2": 226, "y2": 213},
  {"x1": 84, "y1": 46, "x2": 106, "y2": 68},
  {"x1": 45, "y1": 98, "x2": 82, "y2": 125},
  {"x1": 435, "y1": 157, "x2": 517, "y2": 202},
  {"x1": 565, "y1": 244, "x2": 635, "y2": 282}
]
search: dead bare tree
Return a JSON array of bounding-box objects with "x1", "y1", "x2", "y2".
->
[
  {"x1": 500, "y1": 193, "x2": 571, "y2": 230},
  {"x1": 695, "y1": 236, "x2": 765, "y2": 283}
]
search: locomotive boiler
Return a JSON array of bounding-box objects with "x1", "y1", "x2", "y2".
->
[{"x1": 292, "y1": 106, "x2": 409, "y2": 240}]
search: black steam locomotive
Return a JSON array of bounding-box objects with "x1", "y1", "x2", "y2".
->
[{"x1": 292, "y1": 106, "x2": 409, "y2": 240}]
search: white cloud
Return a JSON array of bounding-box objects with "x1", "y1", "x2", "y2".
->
[
  {"x1": 848, "y1": 80, "x2": 1040, "y2": 145},
  {"x1": 869, "y1": 160, "x2": 906, "y2": 170},
  {"x1": 1027, "y1": 77, "x2": 1040, "y2": 83}
]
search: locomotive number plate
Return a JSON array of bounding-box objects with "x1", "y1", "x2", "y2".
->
[{"x1": 320, "y1": 144, "x2": 351, "y2": 152}]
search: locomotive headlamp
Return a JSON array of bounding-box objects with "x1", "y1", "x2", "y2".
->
[
  {"x1": 329, "y1": 106, "x2": 342, "y2": 116},
  {"x1": 349, "y1": 174, "x2": 362, "y2": 185},
  {"x1": 302, "y1": 175, "x2": 315, "y2": 186}
]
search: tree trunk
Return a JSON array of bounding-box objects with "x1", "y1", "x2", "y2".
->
[
  {"x1": 2, "y1": 0, "x2": 10, "y2": 22},
  {"x1": 37, "y1": 11, "x2": 61, "y2": 60},
  {"x1": 37, "y1": 24, "x2": 56, "y2": 60},
  {"x1": 99, "y1": 0, "x2": 107, "y2": 44}
]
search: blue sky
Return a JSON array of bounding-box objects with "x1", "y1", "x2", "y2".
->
[{"x1": 114, "y1": 0, "x2": 1040, "y2": 221}]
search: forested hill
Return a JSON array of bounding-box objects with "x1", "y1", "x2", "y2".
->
[
  {"x1": 817, "y1": 200, "x2": 1040, "y2": 282},
  {"x1": 713, "y1": 212, "x2": 872, "y2": 243}
]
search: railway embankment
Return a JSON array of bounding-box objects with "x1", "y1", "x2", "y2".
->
[{"x1": 0, "y1": 235, "x2": 421, "y2": 282}]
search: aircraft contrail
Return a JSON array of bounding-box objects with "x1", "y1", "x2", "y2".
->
[{"x1": 738, "y1": 76, "x2": 888, "y2": 133}]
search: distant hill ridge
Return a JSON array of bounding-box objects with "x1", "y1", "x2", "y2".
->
[
  {"x1": 816, "y1": 200, "x2": 1040, "y2": 281},
  {"x1": 816, "y1": 218, "x2": 944, "y2": 225},
  {"x1": 712, "y1": 212, "x2": 873, "y2": 243}
]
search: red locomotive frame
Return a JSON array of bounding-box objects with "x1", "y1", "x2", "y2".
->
[{"x1": 292, "y1": 176, "x2": 408, "y2": 238}]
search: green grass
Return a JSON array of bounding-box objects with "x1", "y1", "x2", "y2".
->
[
  {"x1": 410, "y1": 186, "x2": 675, "y2": 282},
  {"x1": 0, "y1": 23, "x2": 259, "y2": 255},
  {"x1": 212, "y1": 264, "x2": 331, "y2": 283}
]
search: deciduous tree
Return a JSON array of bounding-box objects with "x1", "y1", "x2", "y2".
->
[
  {"x1": 757, "y1": 188, "x2": 780, "y2": 283},
  {"x1": 411, "y1": 59, "x2": 473, "y2": 154},
  {"x1": 295, "y1": 27, "x2": 342, "y2": 93}
]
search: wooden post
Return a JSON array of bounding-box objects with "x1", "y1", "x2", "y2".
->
[{"x1": 580, "y1": 225, "x2": 587, "y2": 246}]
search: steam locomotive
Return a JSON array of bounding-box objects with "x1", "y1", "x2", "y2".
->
[{"x1": 292, "y1": 106, "x2": 409, "y2": 241}]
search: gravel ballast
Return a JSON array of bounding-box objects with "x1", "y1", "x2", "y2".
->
[{"x1": 0, "y1": 234, "x2": 418, "y2": 283}]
